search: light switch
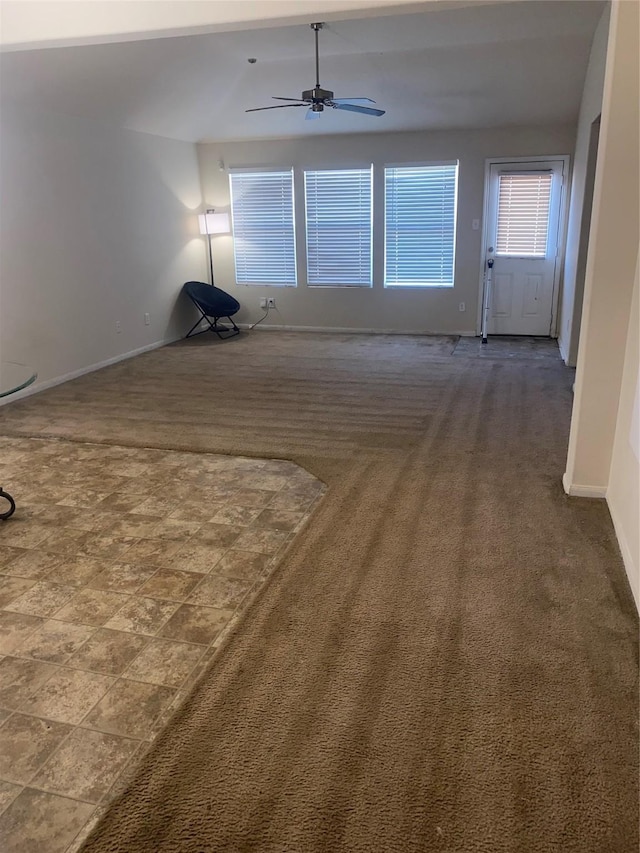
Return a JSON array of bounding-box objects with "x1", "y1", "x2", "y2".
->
[{"x1": 472, "y1": 219, "x2": 480, "y2": 230}]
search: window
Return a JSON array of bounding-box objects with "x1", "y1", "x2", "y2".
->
[
  {"x1": 495, "y1": 172, "x2": 552, "y2": 257},
  {"x1": 384, "y1": 163, "x2": 458, "y2": 287},
  {"x1": 304, "y1": 167, "x2": 373, "y2": 286},
  {"x1": 229, "y1": 169, "x2": 296, "y2": 285}
]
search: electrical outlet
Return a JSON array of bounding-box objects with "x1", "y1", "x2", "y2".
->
[
  {"x1": 260, "y1": 298, "x2": 267, "y2": 310},
  {"x1": 459, "y1": 302, "x2": 466, "y2": 312},
  {"x1": 267, "y1": 298, "x2": 276, "y2": 309},
  {"x1": 144, "y1": 313, "x2": 150, "y2": 325},
  {"x1": 115, "y1": 320, "x2": 122, "y2": 333}
]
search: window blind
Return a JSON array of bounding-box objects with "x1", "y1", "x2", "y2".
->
[
  {"x1": 229, "y1": 170, "x2": 296, "y2": 285},
  {"x1": 304, "y1": 168, "x2": 372, "y2": 286},
  {"x1": 495, "y1": 173, "x2": 552, "y2": 257},
  {"x1": 385, "y1": 164, "x2": 457, "y2": 287}
]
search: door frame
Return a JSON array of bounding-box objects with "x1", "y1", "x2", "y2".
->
[{"x1": 476, "y1": 154, "x2": 571, "y2": 337}]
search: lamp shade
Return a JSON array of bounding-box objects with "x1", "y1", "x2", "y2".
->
[{"x1": 199, "y1": 211, "x2": 230, "y2": 235}]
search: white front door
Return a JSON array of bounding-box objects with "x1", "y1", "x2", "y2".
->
[{"x1": 483, "y1": 160, "x2": 565, "y2": 336}]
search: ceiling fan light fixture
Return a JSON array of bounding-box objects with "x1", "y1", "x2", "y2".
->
[{"x1": 245, "y1": 21, "x2": 385, "y2": 119}]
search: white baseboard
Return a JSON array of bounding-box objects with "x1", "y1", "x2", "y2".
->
[
  {"x1": 0, "y1": 336, "x2": 179, "y2": 406},
  {"x1": 237, "y1": 323, "x2": 476, "y2": 336},
  {"x1": 606, "y1": 495, "x2": 639, "y2": 611},
  {"x1": 562, "y1": 472, "x2": 607, "y2": 498}
]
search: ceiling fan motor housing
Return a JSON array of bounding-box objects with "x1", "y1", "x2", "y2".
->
[{"x1": 303, "y1": 87, "x2": 334, "y2": 102}]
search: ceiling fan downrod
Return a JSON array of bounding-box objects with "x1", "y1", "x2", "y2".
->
[{"x1": 305, "y1": 23, "x2": 332, "y2": 109}]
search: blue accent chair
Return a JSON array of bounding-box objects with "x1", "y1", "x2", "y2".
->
[{"x1": 183, "y1": 281, "x2": 240, "y2": 339}]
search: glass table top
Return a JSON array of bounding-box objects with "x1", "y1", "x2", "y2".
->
[{"x1": 0, "y1": 361, "x2": 37, "y2": 398}]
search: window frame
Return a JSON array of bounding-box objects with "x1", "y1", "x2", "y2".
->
[
  {"x1": 229, "y1": 167, "x2": 297, "y2": 287},
  {"x1": 303, "y1": 165, "x2": 374, "y2": 288},
  {"x1": 383, "y1": 160, "x2": 459, "y2": 289}
]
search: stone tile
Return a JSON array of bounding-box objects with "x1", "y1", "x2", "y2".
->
[
  {"x1": 13, "y1": 620, "x2": 96, "y2": 664},
  {"x1": 57, "y1": 490, "x2": 112, "y2": 509},
  {"x1": 5, "y1": 582, "x2": 76, "y2": 618},
  {"x1": 248, "y1": 473, "x2": 291, "y2": 491},
  {"x1": 97, "y1": 492, "x2": 148, "y2": 513},
  {"x1": 53, "y1": 589, "x2": 130, "y2": 627},
  {"x1": 129, "y1": 495, "x2": 179, "y2": 516},
  {"x1": 44, "y1": 556, "x2": 104, "y2": 587},
  {"x1": 0, "y1": 577, "x2": 35, "y2": 608},
  {"x1": 68, "y1": 509, "x2": 121, "y2": 533},
  {"x1": 254, "y1": 508, "x2": 305, "y2": 531},
  {"x1": 86, "y1": 562, "x2": 157, "y2": 594},
  {"x1": 103, "y1": 515, "x2": 162, "y2": 539},
  {"x1": 125, "y1": 638, "x2": 205, "y2": 688},
  {"x1": 159, "y1": 604, "x2": 232, "y2": 645},
  {"x1": 103, "y1": 742, "x2": 149, "y2": 800},
  {"x1": 214, "y1": 550, "x2": 271, "y2": 582},
  {"x1": 0, "y1": 713, "x2": 72, "y2": 784},
  {"x1": 35, "y1": 528, "x2": 91, "y2": 557},
  {"x1": 0, "y1": 657, "x2": 58, "y2": 711},
  {"x1": 63, "y1": 803, "x2": 107, "y2": 853},
  {"x1": 66, "y1": 629, "x2": 148, "y2": 676},
  {"x1": 151, "y1": 518, "x2": 202, "y2": 542},
  {"x1": 210, "y1": 504, "x2": 262, "y2": 526},
  {"x1": 0, "y1": 787, "x2": 95, "y2": 853},
  {"x1": 168, "y1": 502, "x2": 225, "y2": 522},
  {"x1": 29, "y1": 505, "x2": 81, "y2": 528},
  {"x1": 31, "y1": 728, "x2": 138, "y2": 804},
  {"x1": 268, "y1": 491, "x2": 316, "y2": 512},
  {"x1": 0, "y1": 547, "x2": 25, "y2": 571},
  {"x1": 0, "y1": 708, "x2": 11, "y2": 724},
  {"x1": 104, "y1": 597, "x2": 179, "y2": 636},
  {"x1": 121, "y1": 537, "x2": 181, "y2": 566},
  {"x1": 137, "y1": 569, "x2": 201, "y2": 602},
  {"x1": 230, "y1": 488, "x2": 278, "y2": 508},
  {"x1": 78, "y1": 535, "x2": 137, "y2": 560},
  {"x1": 82, "y1": 678, "x2": 175, "y2": 739},
  {"x1": 0, "y1": 550, "x2": 63, "y2": 580},
  {"x1": 160, "y1": 542, "x2": 226, "y2": 573},
  {"x1": 20, "y1": 668, "x2": 114, "y2": 724},
  {"x1": 233, "y1": 527, "x2": 288, "y2": 555},
  {"x1": 193, "y1": 522, "x2": 243, "y2": 548},
  {"x1": 0, "y1": 523, "x2": 53, "y2": 550},
  {"x1": 0, "y1": 780, "x2": 21, "y2": 815},
  {"x1": 0, "y1": 613, "x2": 43, "y2": 655},
  {"x1": 188, "y1": 573, "x2": 251, "y2": 610}
]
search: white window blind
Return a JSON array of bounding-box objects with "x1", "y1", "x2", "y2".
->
[
  {"x1": 495, "y1": 173, "x2": 552, "y2": 257},
  {"x1": 229, "y1": 170, "x2": 296, "y2": 285},
  {"x1": 304, "y1": 168, "x2": 372, "y2": 286},
  {"x1": 384, "y1": 164, "x2": 457, "y2": 287}
]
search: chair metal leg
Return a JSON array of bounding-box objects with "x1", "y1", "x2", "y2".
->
[{"x1": 0, "y1": 488, "x2": 16, "y2": 520}]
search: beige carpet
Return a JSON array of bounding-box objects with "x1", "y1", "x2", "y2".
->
[{"x1": 1, "y1": 332, "x2": 637, "y2": 852}]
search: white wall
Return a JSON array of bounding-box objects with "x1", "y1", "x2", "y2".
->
[
  {"x1": 564, "y1": 0, "x2": 639, "y2": 507},
  {"x1": 558, "y1": 5, "x2": 610, "y2": 366},
  {"x1": 198, "y1": 124, "x2": 574, "y2": 334},
  {"x1": 0, "y1": 104, "x2": 206, "y2": 391},
  {"x1": 607, "y1": 248, "x2": 640, "y2": 608}
]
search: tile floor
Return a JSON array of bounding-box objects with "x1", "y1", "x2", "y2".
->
[{"x1": 0, "y1": 436, "x2": 325, "y2": 852}]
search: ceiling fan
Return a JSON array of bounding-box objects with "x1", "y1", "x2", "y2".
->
[{"x1": 246, "y1": 22, "x2": 386, "y2": 120}]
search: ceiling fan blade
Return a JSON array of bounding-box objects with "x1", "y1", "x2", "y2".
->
[
  {"x1": 330, "y1": 98, "x2": 376, "y2": 104},
  {"x1": 332, "y1": 103, "x2": 385, "y2": 117},
  {"x1": 305, "y1": 108, "x2": 320, "y2": 120},
  {"x1": 272, "y1": 97, "x2": 308, "y2": 103},
  {"x1": 246, "y1": 104, "x2": 306, "y2": 112}
]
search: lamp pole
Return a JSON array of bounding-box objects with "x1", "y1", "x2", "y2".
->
[{"x1": 206, "y1": 208, "x2": 215, "y2": 286}]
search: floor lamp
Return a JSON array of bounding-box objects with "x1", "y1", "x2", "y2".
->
[{"x1": 198, "y1": 209, "x2": 230, "y2": 286}]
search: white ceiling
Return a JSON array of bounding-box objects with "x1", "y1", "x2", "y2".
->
[{"x1": 0, "y1": 1, "x2": 605, "y2": 143}]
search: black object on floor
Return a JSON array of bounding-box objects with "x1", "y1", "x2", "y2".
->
[{"x1": 183, "y1": 281, "x2": 240, "y2": 339}]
